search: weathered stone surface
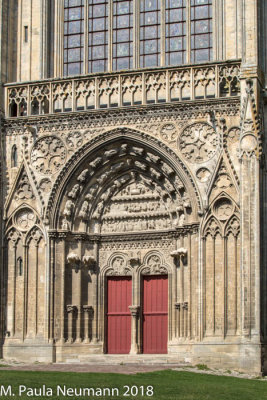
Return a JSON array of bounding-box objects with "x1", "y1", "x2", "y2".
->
[{"x1": 0, "y1": 0, "x2": 266, "y2": 375}]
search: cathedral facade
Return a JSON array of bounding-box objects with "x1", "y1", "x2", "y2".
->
[{"x1": 0, "y1": 0, "x2": 267, "y2": 373}]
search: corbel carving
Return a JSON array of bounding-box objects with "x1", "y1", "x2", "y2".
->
[
  {"x1": 171, "y1": 248, "x2": 188, "y2": 264},
  {"x1": 82, "y1": 255, "x2": 96, "y2": 270},
  {"x1": 67, "y1": 252, "x2": 81, "y2": 272},
  {"x1": 66, "y1": 305, "x2": 78, "y2": 314},
  {"x1": 83, "y1": 305, "x2": 94, "y2": 315}
]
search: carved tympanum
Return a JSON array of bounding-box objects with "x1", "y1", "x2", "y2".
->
[
  {"x1": 142, "y1": 255, "x2": 168, "y2": 275},
  {"x1": 179, "y1": 122, "x2": 218, "y2": 163},
  {"x1": 107, "y1": 255, "x2": 132, "y2": 276},
  {"x1": 101, "y1": 181, "x2": 172, "y2": 233},
  {"x1": 31, "y1": 136, "x2": 67, "y2": 175}
]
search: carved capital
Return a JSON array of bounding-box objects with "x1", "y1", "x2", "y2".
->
[
  {"x1": 175, "y1": 302, "x2": 181, "y2": 310},
  {"x1": 83, "y1": 305, "x2": 94, "y2": 316},
  {"x1": 82, "y1": 255, "x2": 96, "y2": 269},
  {"x1": 67, "y1": 252, "x2": 80, "y2": 264},
  {"x1": 66, "y1": 305, "x2": 78, "y2": 314},
  {"x1": 129, "y1": 305, "x2": 140, "y2": 317},
  {"x1": 182, "y1": 302, "x2": 188, "y2": 311},
  {"x1": 58, "y1": 232, "x2": 68, "y2": 240},
  {"x1": 128, "y1": 257, "x2": 140, "y2": 267},
  {"x1": 67, "y1": 252, "x2": 81, "y2": 272},
  {"x1": 170, "y1": 248, "x2": 187, "y2": 259}
]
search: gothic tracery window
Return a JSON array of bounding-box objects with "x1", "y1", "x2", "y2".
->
[
  {"x1": 88, "y1": 0, "x2": 109, "y2": 73},
  {"x1": 165, "y1": 0, "x2": 186, "y2": 66},
  {"x1": 190, "y1": 0, "x2": 212, "y2": 63},
  {"x1": 113, "y1": 0, "x2": 133, "y2": 70},
  {"x1": 140, "y1": 0, "x2": 161, "y2": 68},
  {"x1": 63, "y1": 0, "x2": 213, "y2": 76},
  {"x1": 64, "y1": 0, "x2": 84, "y2": 76}
]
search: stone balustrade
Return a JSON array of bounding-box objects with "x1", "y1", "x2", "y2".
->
[{"x1": 5, "y1": 61, "x2": 241, "y2": 118}]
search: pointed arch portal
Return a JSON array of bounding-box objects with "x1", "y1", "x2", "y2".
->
[{"x1": 45, "y1": 128, "x2": 201, "y2": 354}]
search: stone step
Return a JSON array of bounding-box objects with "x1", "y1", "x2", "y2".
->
[{"x1": 62, "y1": 354, "x2": 189, "y2": 366}]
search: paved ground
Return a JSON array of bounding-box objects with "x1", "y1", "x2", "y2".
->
[{"x1": 0, "y1": 363, "x2": 182, "y2": 374}]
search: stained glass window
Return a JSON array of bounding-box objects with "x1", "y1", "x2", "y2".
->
[
  {"x1": 165, "y1": 0, "x2": 186, "y2": 66},
  {"x1": 63, "y1": 0, "x2": 213, "y2": 76},
  {"x1": 113, "y1": 0, "x2": 133, "y2": 70},
  {"x1": 190, "y1": 0, "x2": 212, "y2": 63},
  {"x1": 140, "y1": 0, "x2": 161, "y2": 68},
  {"x1": 64, "y1": 0, "x2": 84, "y2": 76},
  {"x1": 88, "y1": 0, "x2": 109, "y2": 73}
]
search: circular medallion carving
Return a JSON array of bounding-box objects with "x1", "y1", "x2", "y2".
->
[
  {"x1": 179, "y1": 123, "x2": 218, "y2": 163},
  {"x1": 196, "y1": 167, "x2": 211, "y2": 183},
  {"x1": 39, "y1": 178, "x2": 52, "y2": 193},
  {"x1": 15, "y1": 209, "x2": 36, "y2": 231},
  {"x1": 240, "y1": 134, "x2": 257, "y2": 152},
  {"x1": 228, "y1": 127, "x2": 240, "y2": 143},
  {"x1": 214, "y1": 198, "x2": 233, "y2": 221},
  {"x1": 160, "y1": 123, "x2": 177, "y2": 143},
  {"x1": 31, "y1": 136, "x2": 67, "y2": 175}
]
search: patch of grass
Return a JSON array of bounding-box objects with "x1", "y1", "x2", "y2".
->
[
  {"x1": 0, "y1": 369, "x2": 266, "y2": 400},
  {"x1": 0, "y1": 364, "x2": 8, "y2": 367},
  {"x1": 196, "y1": 363, "x2": 210, "y2": 371}
]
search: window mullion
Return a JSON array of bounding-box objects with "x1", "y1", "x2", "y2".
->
[
  {"x1": 108, "y1": 0, "x2": 113, "y2": 72},
  {"x1": 186, "y1": 0, "x2": 191, "y2": 64},
  {"x1": 161, "y1": 0, "x2": 165, "y2": 66},
  {"x1": 133, "y1": 0, "x2": 139, "y2": 68},
  {"x1": 84, "y1": 0, "x2": 88, "y2": 74}
]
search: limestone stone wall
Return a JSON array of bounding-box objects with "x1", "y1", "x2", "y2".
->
[{"x1": 0, "y1": 0, "x2": 266, "y2": 374}]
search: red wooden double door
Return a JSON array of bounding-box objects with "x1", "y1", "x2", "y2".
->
[{"x1": 106, "y1": 275, "x2": 168, "y2": 354}]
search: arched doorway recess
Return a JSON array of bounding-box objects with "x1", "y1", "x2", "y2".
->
[{"x1": 48, "y1": 129, "x2": 200, "y2": 355}]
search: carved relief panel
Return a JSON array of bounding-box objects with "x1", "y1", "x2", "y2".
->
[{"x1": 101, "y1": 181, "x2": 172, "y2": 234}]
